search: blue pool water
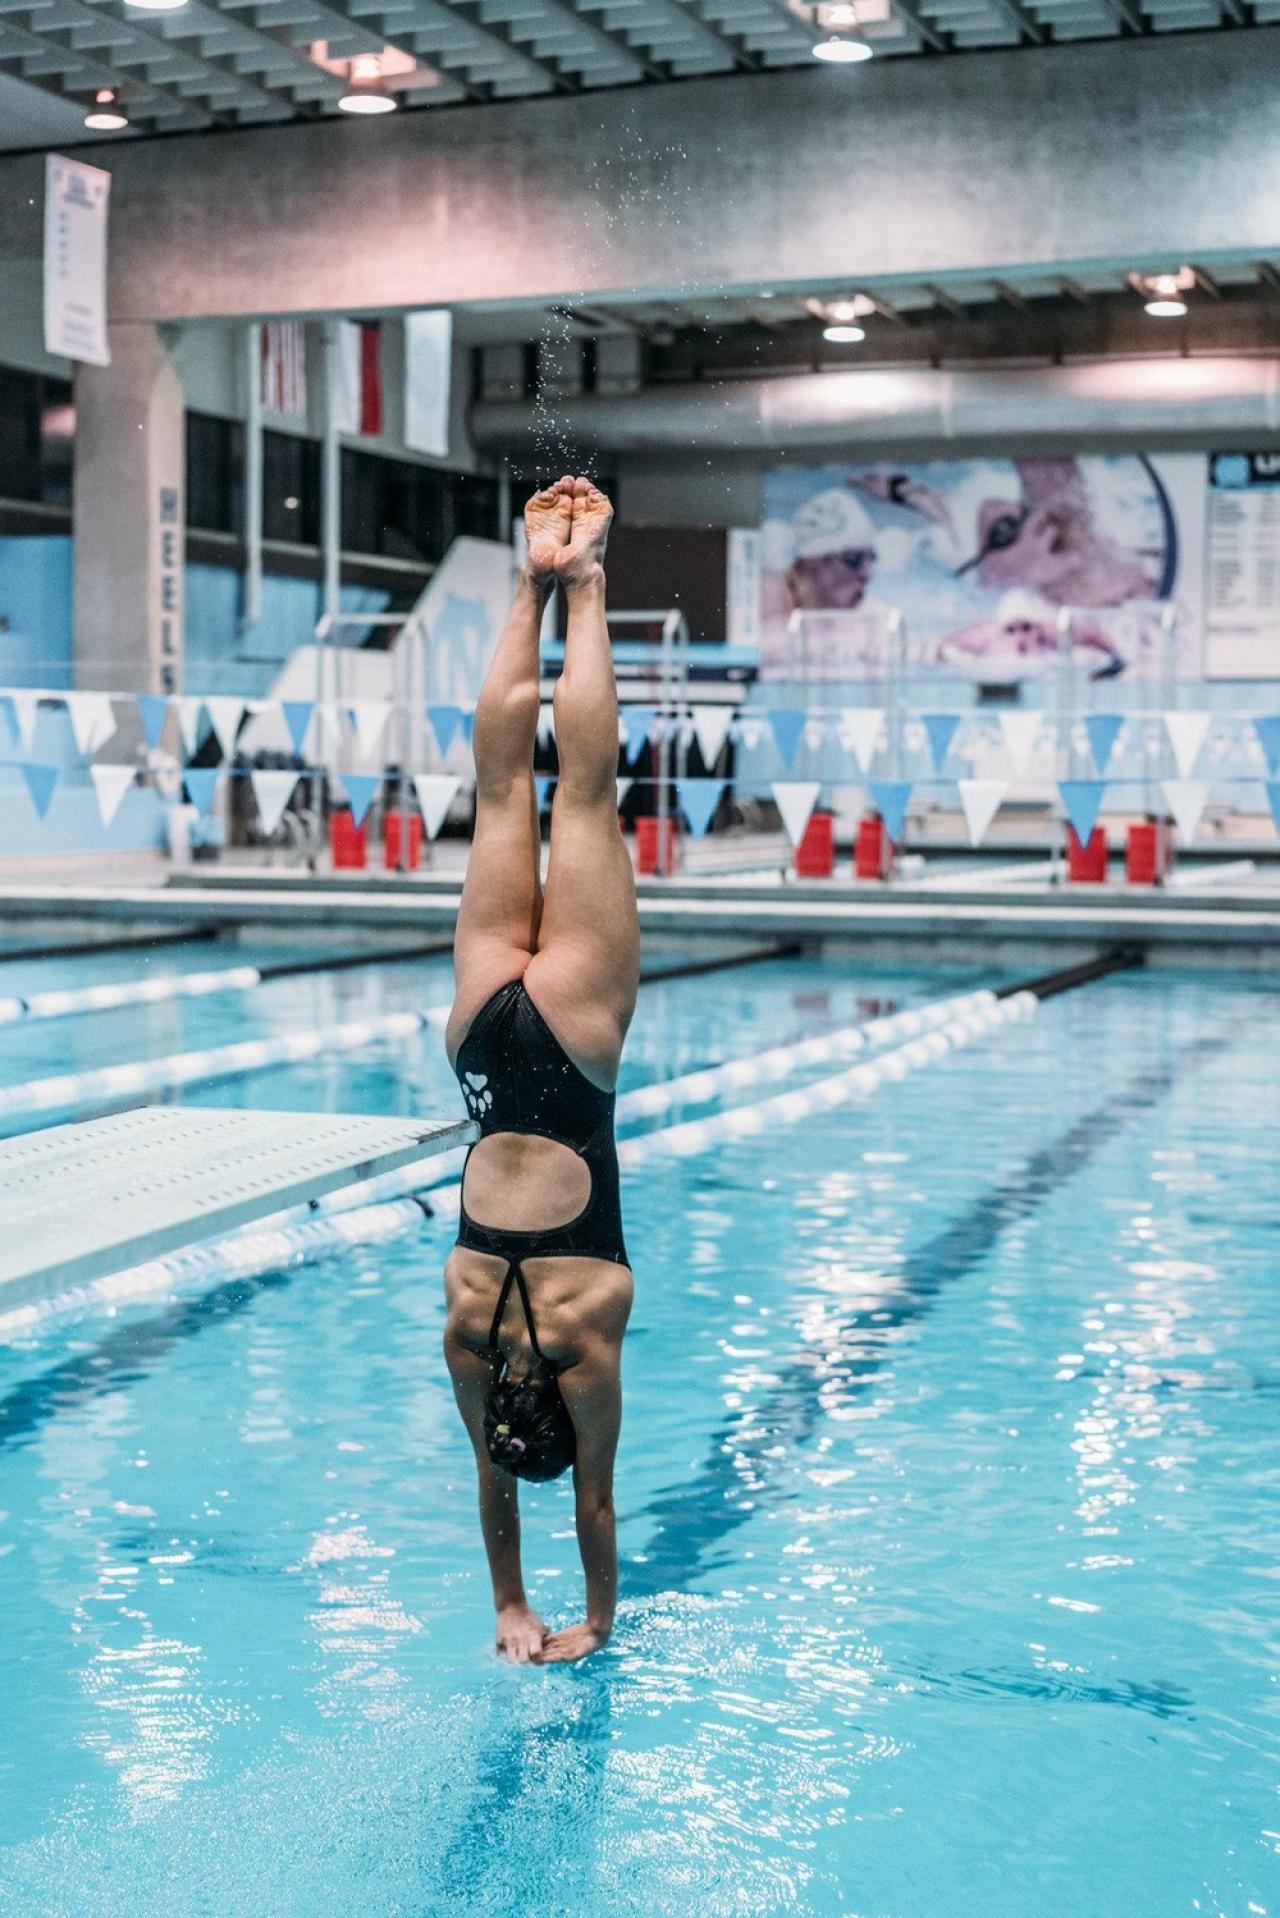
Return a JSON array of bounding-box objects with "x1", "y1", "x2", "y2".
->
[{"x1": 0, "y1": 947, "x2": 1275, "y2": 1917}]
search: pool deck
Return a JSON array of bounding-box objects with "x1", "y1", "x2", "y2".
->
[{"x1": 0, "y1": 849, "x2": 1276, "y2": 961}]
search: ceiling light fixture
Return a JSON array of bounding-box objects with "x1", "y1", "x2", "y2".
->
[
  {"x1": 812, "y1": 33, "x2": 872, "y2": 60},
  {"x1": 1136, "y1": 268, "x2": 1193, "y2": 319},
  {"x1": 84, "y1": 88, "x2": 129, "y2": 131},
  {"x1": 823, "y1": 322, "x2": 867, "y2": 342},
  {"x1": 804, "y1": 0, "x2": 885, "y2": 60},
  {"x1": 123, "y1": 0, "x2": 189, "y2": 12},
  {"x1": 339, "y1": 52, "x2": 397, "y2": 114}
]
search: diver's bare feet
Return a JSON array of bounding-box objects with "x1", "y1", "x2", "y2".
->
[
  {"x1": 523, "y1": 476, "x2": 576, "y2": 584},
  {"x1": 495, "y1": 1602, "x2": 547, "y2": 1664},
  {"x1": 554, "y1": 478, "x2": 612, "y2": 592}
]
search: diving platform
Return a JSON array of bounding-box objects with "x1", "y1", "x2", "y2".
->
[{"x1": 0, "y1": 1105, "x2": 475, "y2": 1317}]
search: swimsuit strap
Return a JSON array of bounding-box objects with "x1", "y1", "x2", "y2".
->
[{"x1": 486, "y1": 1258, "x2": 549, "y2": 1366}]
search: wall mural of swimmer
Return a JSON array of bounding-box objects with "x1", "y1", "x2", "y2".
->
[{"x1": 759, "y1": 453, "x2": 1206, "y2": 683}]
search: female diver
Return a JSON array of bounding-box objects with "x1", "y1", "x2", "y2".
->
[{"x1": 443, "y1": 476, "x2": 639, "y2": 1667}]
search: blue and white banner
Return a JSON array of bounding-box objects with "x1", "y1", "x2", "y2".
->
[{"x1": 44, "y1": 155, "x2": 111, "y2": 367}]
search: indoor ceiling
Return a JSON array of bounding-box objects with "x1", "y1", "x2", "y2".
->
[{"x1": 0, "y1": 0, "x2": 1277, "y2": 152}]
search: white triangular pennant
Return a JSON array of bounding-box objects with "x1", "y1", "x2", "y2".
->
[
  {"x1": 616, "y1": 778, "x2": 633, "y2": 808},
  {"x1": 837, "y1": 708, "x2": 883, "y2": 775},
  {"x1": 958, "y1": 778, "x2": 1007, "y2": 847},
  {"x1": 89, "y1": 763, "x2": 136, "y2": 828},
  {"x1": 537, "y1": 706, "x2": 556, "y2": 747},
  {"x1": 413, "y1": 773, "x2": 462, "y2": 838},
  {"x1": 250, "y1": 768, "x2": 298, "y2": 836},
  {"x1": 998, "y1": 710, "x2": 1043, "y2": 776},
  {"x1": 772, "y1": 780, "x2": 822, "y2": 846},
  {"x1": 175, "y1": 696, "x2": 204, "y2": 757},
  {"x1": 1162, "y1": 778, "x2": 1211, "y2": 844},
  {"x1": 1164, "y1": 712, "x2": 1211, "y2": 779},
  {"x1": 64, "y1": 692, "x2": 116, "y2": 757},
  {"x1": 9, "y1": 691, "x2": 42, "y2": 754},
  {"x1": 348, "y1": 700, "x2": 391, "y2": 765},
  {"x1": 690, "y1": 704, "x2": 733, "y2": 770},
  {"x1": 803, "y1": 716, "x2": 827, "y2": 753},
  {"x1": 204, "y1": 696, "x2": 244, "y2": 762},
  {"x1": 735, "y1": 716, "x2": 765, "y2": 751}
]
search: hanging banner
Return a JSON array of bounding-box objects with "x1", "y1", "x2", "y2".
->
[
  {"x1": 1163, "y1": 711, "x2": 1211, "y2": 778},
  {"x1": 261, "y1": 321, "x2": 307, "y2": 417},
  {"x1": 427, "y1": 703, "x2": 464, "y2": 760},
  {"x1": 1253, "y1": 714, "x2": 1280, "y2": 779},
  {"x1": 203, "y1": 696, "x2": 244, "y2": 762},
  {"x1": 251, "y1": 769, "x2": 298, "y2": 836},
  {"x1": 404, "y1": 310, "x2": 453, "y2": 459},
  {"x1": 44, "y1": 155, "x2": 111, "y2": 367},
  {"x1": 175, "y1": 697, "x2": 204, "y2": 758},
  {"x1": 1059, "y1": 779, "x2": 1106, "y2": 846},
  {"x1": 772, "y1": 780, "x2": 821, "y2": 846},
  {"x1": 621, "y1": 707, "x2": 656, "y2": 761},
  {"x1": 184, "y1": 767, "x2": 221, "y2": 814},
  {"x1": 90, "y1": 764, "x2": 136, "y2": 828},
  {"x1": 64, "y1": 691, "x2": 117, "y2": 758},
  {"x1": 958, "y1": 778, "x2": 1007, "y2": 847},
  {"x1": 837, "y1": 708, "x2": 883, "y2": 774},
  {"x1": 341, "y1": 774, "x2": 380, "y2": 828},
  {"x1": 8, "y1": 691, "x2": 42, "y2": 755},
  {"x1": 768, "y1": 709, "x2": 806, "y2": 771},
  {"x1": 1162, "y1": 778, "x2": 1211, "y2": 843},
  {"x1": 615, "y1": 778, "x2": 633, "y2": 809},
  {"x1": 414, "y1": 773, "x2": 461, "y2": 838},
  {"x1": 280, "y1": 700, "x2": 314, "y2": 756},
  {"x1": 676, "y1": 778, "x2": 725, "y2": 837},
  {"x1": 922, "y1": 712, "x2": 962, "y2": 772},
  {"x1": 348, "y1": 700, "x2": 391, "y2": 764},
  {"x1": 689, "y1": 705, "x2": 733, "y2": 771},
  {"x1": 1083, "y1": 712, "x2": 1125, "y2": 775},
  {"x1": 734, "y1": 716, "x2": 765, "y2": 751},
  {"x1": 867, "y1": 780, "x2": 912, "y2": 843},
  {"x1": 1266, "y1": 783, "x2": 1280, "y2": 835},
  {"x1": 18, "y1": 762, "x2": 59, "y2": 819},
  {"x1": 535, "y1": 776, "x2": 555, "y2": 813},
  {"x1": 136, "y1": 694, "x2": 170, "y2": 750},
  {"x1": 998, "y1": 710, "x2": 1043, "y2": 776}
]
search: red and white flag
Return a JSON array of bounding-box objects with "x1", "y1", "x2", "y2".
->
[
  {"x1": 332, "y1": 319, "x2": 384, "y2": 437},
  {"x1": 261, "y1": 321, "x2": 307, "y2": 417}
]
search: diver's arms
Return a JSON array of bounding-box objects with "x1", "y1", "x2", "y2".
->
[
  {"x1": 444, "y1": 1326, "x2": 545, "y2": 1661},
  {"x1": 541, "y1": 1334, "x2": 623, "y2": 1663}
]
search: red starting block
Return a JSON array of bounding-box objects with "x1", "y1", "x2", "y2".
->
[
  {"x1": 855, "y1": 812, "x2": 894, "y2": 880},
  {"x1": 1126, "y1": 817, "x2": 1173, "y2": 886},
  {"x1": 794, "y1": 810, "x2": 835, "y2": 878},
  {"x1": 329, "y1": 808, "x2": 367, "y2": 870},
  {"x1": 636, "y1": 815, "x2": 677, "y2": 876}
]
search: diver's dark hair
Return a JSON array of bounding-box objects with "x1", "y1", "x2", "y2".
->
[{"x1": 483, "y1": 1366, "x2": 576, "y2": 1483}]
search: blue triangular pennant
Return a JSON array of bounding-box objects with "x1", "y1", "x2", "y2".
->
[
  {"x1": 343, "y1": 774, "x2": 379, "y2": 829},
  {"x1": 768, "y1": 708, "x2": 806, "y2": 771},
  {"x1": 535, "y1": 777, "x2": 555, "y2": 812},
  {"x1": 1084, "y1": 713, "x2": 1125, "y2": 774},
  {"x1": 1059, "y1": 779, "x2": 1106, "y2": 847},
  {"x1": 1253, "y1": 715, "x2": 1280, "y2": 779},
  {"x1": 427, "y1": 704, "x2": 463, "y2": 758},
  {"x1": 17, "y1": 761, "x2": 58, "y2": 820},
  {"x1": 922, "y1": 712, "x2": 962, "y2": 772},
  {"x1": 459, "y1": 709, "x2": 475, "y2": 747},
  {"x1": 676, "y1": 778, "x2": 725, "y2": 838},
  {"x1": 281, "y1": 700, "x2": 314, "y2": 756},
  {"x1": 184, "y1": 767, "x2": 221, "y2": 815},
  {"x1": 867, "y1": 780, "x2": 912, "y2": 844},
  {"x1": 621, "y1": 707, "x2": 657, "y2": 761},
  {"x1": 135, "y1": 694, "x2": 170, "y2": 750},
  {"x1": 1266, "y1": 783, "x2": 1280, "y2": 835}
]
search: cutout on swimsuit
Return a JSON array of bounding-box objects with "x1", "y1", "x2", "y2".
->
[{"x1": 461, "y1": 1132, "x2": 593, "y2": 1235}]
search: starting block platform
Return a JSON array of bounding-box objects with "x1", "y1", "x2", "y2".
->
[{"x1": 0, "y1": 1105, "x2": 474, "y2": 1316}]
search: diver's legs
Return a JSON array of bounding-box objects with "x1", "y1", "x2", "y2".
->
[
  {"x1": 446, "y1": 479, "x2": 577, "y2": 1060},
  {"x1": 525, "y1": 481, "x2": 639, "y2": 1085}
]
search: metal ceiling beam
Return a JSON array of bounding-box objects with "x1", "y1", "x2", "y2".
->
[
  {"x1": 920, "y1": 281, "x2": 969, "y2": 320},
  {"x1": 883, "y1": 0, "x2": 949, "y2": 54},
  {"x1": 1057, "y1": 274, "x2": 1091, "y2": 303},
  {"x1": 526, "y1": 0, "x2": 669, "y2": 82},
  {"x1": 653, "y1": 0, "x2": 762, "y2": 70},
  {"x1": 984, "y1": 0, "x2": 1046, "y2": 45},
  {"x1": 79, "y1": 0, "x2": 312, "y2": 119},
  {"x1": 165, "y1": 0, "x2": 353, "y2": 111}
]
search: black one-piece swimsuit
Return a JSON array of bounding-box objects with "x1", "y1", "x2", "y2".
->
[{"x1": 453, "y1": 978, "x2": 629, "y2": 1273}]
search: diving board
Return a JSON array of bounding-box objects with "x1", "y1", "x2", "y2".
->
[{"x1": 0, "y1": 1106, "x2": 475, "y2": 1316}]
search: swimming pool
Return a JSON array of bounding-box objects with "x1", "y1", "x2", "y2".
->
[{"x1": 0, "y1": 948, "x2": 1274, "y2": 1917}]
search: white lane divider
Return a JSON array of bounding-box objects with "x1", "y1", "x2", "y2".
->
[
  {"x1": 0, "y1": 1010, "x2": 443, "y2": 1123},
  {"x1": 616, "y1": 990, "x2": 1037, "y2": 1164},
  {"x1": 0, "y1": 965, "x2": 264, "y2": 1026}
]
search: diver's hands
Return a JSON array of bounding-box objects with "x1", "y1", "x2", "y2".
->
[
  {"x1": 536, "y1": 1621, "x2": 610, "y2": 1665},
  {"x1": 495, "y1": 1603, "x2": 547, "y2": 1664}
]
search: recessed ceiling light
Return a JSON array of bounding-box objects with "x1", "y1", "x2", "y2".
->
[
  {"x1": 1139, "y1": 270, "x2": 1191, "y2": 319},
  {"x1": 812, "y1": 34, "x2": 873, "y2": 60},
  {"x1": 84, "y1": 88, "x2": 129, "y2": 131},
  {"x1": 339, "y1": 52, "x2": 397, "y2": 113},
  {"x1": 123, "y1": 0, "x2": 188, "y2": 12},
  {"x1": 1144, "y1": 297, "x2": 1188, "y2": 319},
  {"x1": 823, "y1": 323, "x2": 866, "y2": 343}
]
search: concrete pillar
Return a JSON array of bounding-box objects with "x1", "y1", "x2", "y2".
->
[{"x1": 73, "y1": 321, "x2": 184, "y2": 693}]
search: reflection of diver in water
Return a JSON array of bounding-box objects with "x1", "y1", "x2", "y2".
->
[
  {"x1": 938, "y1": 588, "x2": 1125, "y2": 681},
  {"x1": 849, "y1": 457, "x2": 1163, "y2": 608}
]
